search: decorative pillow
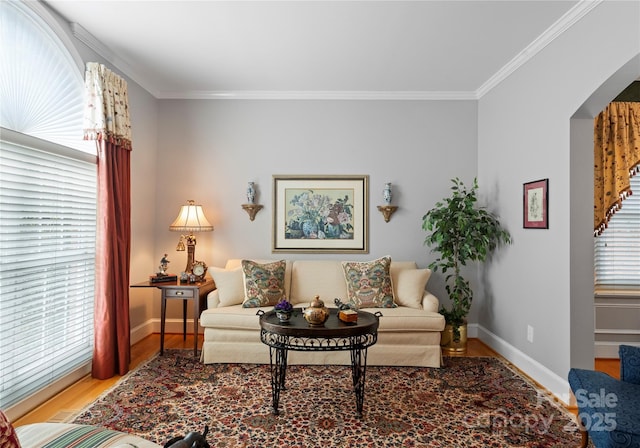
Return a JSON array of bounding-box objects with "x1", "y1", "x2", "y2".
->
[
  {"x1": 210, "y1": 267, "x2": 244, "y2": 307},
  {"x1": 241, "y1": 260, "x2": 286, "y2": 308},
  {"x1": 393, "y1": 268, "x2": 431, "y2": 309},
  {"x1": 0, "y1": 410, "x2": 21, "y2": 448},
  {"x1": 341, "y1": 256, "x2": 396, "y2": 309}
]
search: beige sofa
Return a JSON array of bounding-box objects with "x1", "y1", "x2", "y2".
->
[{"x1": 199, "y1": 259, "x2": 445, "y2": 367}]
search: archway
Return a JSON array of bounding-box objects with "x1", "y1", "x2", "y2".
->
[{"x1": 569, "y1": 55, "x2": 640, "y2": 369}]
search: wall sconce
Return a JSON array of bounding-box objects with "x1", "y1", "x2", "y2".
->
[
  {"x1": 169, "y1": 200, "x2": 214, "y2": 273},
  {"x1": 377, "y1": 182, "x2": 398, "y2": 222},
  {"x1": 241, "y1": 181, "x2": 263, "y2": 221}
]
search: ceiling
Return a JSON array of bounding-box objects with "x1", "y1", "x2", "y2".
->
[{"x1": 43, "y1": 1, "x2": 591, "y2": 100}]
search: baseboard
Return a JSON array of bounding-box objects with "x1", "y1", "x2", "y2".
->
[
  {"x1": 130, "y1": 319, "x2": 154, "y2": 345},
  {"x1": 595, "y1": 342, "x2": 621, "y2": 359},
  {"x1": 476, "y1": 325, "x2": 572, "y2": 406},
  {"x1": 595, "y1": 341, "x2": 640, "y2": 359},
  {"x1": 137, "y1": 318, "x2": 205, "y2": 336}
]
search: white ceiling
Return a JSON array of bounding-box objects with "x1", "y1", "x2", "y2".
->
[{"x1": 43, "y1": 0, "x2": 591, "y2": 100}]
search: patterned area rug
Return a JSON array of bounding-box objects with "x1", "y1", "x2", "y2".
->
[{"x1": 72, "y1": 350, "x2": 583, "y2": 447}]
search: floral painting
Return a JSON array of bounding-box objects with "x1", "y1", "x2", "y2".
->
[
  {"x1": 273, "y1": 175, "x2": 368, "y2": 253},
  {"x1": 285, "y1": 189, "x2": 353, "y2": 240}
]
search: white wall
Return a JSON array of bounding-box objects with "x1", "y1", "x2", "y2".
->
[
  {"x1": 477, "y1": 0, "x2": 640, "y2": 400},
  {"x1": 154, "y1": 99, "x2": 478, "y2": 319}
]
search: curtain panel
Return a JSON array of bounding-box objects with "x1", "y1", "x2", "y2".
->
[
  {"x1": 83, "y1": 62, "x2": 132, "y2": 379},
  {"x1": 594, "y1": 101, "x2": 640, "y2": 236}
]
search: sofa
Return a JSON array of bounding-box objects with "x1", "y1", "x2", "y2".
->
[
  {"x1": 568, "y1": 344, "x2": 640, "y2": 448},
  {"x1": 199, "y1": 257, "x2": 446, "y2": 367}
]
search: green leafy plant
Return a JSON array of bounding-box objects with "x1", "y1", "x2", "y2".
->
[{"x1": 422, "y1": 178, "x2": 511, "y2": 341}]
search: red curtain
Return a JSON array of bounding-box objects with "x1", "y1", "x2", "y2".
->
[
  {"x1": 84, "y1": 62, "x2": 133, "y2": 379},
  {"x1": 92, "y1": 139, "x2": 132, "y2": 379}
]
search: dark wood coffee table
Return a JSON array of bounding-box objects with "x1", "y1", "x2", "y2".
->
[{"x1": 259, "y1": 308, "x2": 379, "y2": 418}]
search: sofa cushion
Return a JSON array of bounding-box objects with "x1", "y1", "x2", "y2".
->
[
  {"x1": 342, "y1": 256, "x2": 396, "y2": 309},
  {"x1": 210, "y1": 267, "x2": 244, "y2": 307},
  {"x1": 201, "y1": 305, "x2": 265, "y2": 330},
  {"x1": 226, "y1": 259, "x2": 293, "y2": 299},
  {"x1": 241, "y1": 260, "x2": 286, "y2": 307},
  {"x1": 289, "y1": 260, "x2": 348, "y2": 305},
  {"x1": 392, "y1": 268, "x2": 431, "y2": 309}
]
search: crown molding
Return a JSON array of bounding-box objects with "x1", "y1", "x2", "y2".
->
[
  {"x1": 477, "y1": 0, "x2": 603, "y2": 98},
  {"x1": 157, "y1": 90, "x2": 478, "y2": 101},
  {"x1": 70, "y1": 22, "x2": 161, "y2": 97},
  {"x1": 69, "y1": 0, "x2": 603, "y2": 101}
]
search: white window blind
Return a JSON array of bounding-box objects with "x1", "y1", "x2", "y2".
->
[
  {"x1": 0, "y1": 131, "x2": 97, "y2": 409},
  {"x1": 594, "y1": 174, "x2": 640, "y2": 289},
  {"x1": 0, "y1": 1, "x2": 98, "y2": 412}
]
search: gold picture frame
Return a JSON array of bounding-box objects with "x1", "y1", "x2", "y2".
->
[{"x1": 273, "y1": 175, "x2": 369, "y2": 253}]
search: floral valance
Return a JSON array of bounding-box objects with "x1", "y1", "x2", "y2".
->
[
  {"x1": 594, "y1": 101, "x2": 640, "y2": 236},
  {"x1": 83, "y1": 62, "x2": 132, "y2": 150}
]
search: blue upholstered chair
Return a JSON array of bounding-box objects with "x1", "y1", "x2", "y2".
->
[{"x1": 568, "y1": 345, "x2": 640, "y2": 448}]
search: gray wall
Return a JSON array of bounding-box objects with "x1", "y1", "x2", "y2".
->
[
  {"x1": 154, "y1": 99, "x2": 478, "y2": 320},
  {"x1": 477, "y1": 0, "x2": 640, "y2": 399}
]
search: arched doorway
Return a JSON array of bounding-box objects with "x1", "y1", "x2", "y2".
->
[{"x1": 569, "y1": 55, "x2": 640, "y2": 370}]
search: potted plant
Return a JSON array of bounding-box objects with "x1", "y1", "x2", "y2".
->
[
  {"x1": 422, "y1": 178, "x2": 511, "y2": 354},
  {"x1": 274, "y1": 298, "x2": 294, "y2": 322}
]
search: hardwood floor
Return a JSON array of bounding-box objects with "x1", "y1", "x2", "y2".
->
[{"x1": 13, "y1": 336, "x2": 619, "y2": 427}]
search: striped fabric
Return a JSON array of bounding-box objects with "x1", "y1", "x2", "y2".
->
[{"x1": 15, "y1": 423, "x2": 161, "y2": 448}]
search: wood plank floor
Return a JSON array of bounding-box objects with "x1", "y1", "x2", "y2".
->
[{"x1": 13, "y1": 336, "x2": 619, "y2": 427}]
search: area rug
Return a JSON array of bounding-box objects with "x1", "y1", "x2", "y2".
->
[{"x1": 72, "y1": 350, "x2": 583, "y2": 447}]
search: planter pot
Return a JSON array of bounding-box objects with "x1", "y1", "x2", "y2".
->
[
  {"x1": 440, "y1": 323, "x2": 467, "y2": 355},
  {"x1": 276, "y1": 311, "x2": 292, "y2": 322}
]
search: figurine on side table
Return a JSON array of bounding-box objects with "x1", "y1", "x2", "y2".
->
[{"x1": 158, "y1": 253, "x2": 170, "y2": 276}]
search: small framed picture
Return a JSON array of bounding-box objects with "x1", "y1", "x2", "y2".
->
[{"x1": 523, "y1": 179, "x2": 549, "y2": 229}]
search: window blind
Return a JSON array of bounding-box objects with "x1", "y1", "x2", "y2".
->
[
  {"x1": 594, "y1": 174, "x2": 640, "y2": 289},
  {"x1": 0, "y1": 132, "x2": 97, "y2": 409}
]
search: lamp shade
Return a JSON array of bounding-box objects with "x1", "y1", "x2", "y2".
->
[{"x1": 169, "y1": 200, "x2": 213, "y2": 232}]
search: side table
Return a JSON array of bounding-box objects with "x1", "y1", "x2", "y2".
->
[{"x1": 131, "y1": 277, "x2": 215, "y2": 357}]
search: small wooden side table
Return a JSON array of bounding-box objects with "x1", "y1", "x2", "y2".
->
[{"x1": 131, "y1": 277, "x2": 215, "y2": 357}]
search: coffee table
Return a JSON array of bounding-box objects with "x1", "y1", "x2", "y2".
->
[{"x1": 259, "y1": 307, "x2": 379, "y2": 418}]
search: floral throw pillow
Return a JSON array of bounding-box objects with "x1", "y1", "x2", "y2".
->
[
  {"x1": 241, "y1": 260, "x2": 286, "y2": 308},
  {"x1": 0, "y1": 410, "x2": 21, "y2": 448},
  {"x1": 342, "y1": 256, "x2": 396, "y2": 309}
]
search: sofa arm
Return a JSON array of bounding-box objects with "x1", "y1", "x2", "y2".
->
[
  {"x1": 206, "y1": 290, "x2": 221, "y2": 309},
  {"x1": 619, "y1": 344, "x2": 640, "y2": 385},
  {"x1": 421, "y1": 292, "x2": 440, "y2": 313}
]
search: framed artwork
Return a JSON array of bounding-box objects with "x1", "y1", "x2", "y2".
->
[
  {"x1": 523, "y1": 178, "x2": 549, "y2": 229},
  {"x1": 273, "y1": 175, "x2": 369, "y2": 253}
]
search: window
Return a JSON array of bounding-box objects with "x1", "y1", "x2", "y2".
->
[
  {"x1": 594, "y1": 174, "x2": 640, "y2": 290},
  {"x1": 0, "y1": 1, "x2": 97, "y2": 411}
]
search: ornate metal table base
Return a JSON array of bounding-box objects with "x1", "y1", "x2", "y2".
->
[{"x1": 259, "y1": 309, "x2": 379, "y2": 419}]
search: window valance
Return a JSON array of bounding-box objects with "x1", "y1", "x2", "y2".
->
[{"x1": 594, "y1": 101, "x2": 640, "y2": 236}]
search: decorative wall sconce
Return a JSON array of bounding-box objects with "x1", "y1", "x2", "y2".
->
[
  {"x1": 242, "y1": 181, "x2": 263, "y2": 221},
  {"x1": 169, "y1": 200, "x2": 214, "y2": 273},
  {"x1": 377, "y1": 182, "x2": 398, "y2": 222}
]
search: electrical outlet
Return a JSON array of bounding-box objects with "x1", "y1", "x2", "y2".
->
[{"x1": 527, "y1": 325, "x2": 534, "y2": 343}]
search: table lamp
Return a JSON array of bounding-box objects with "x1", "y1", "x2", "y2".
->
[{"x1": 169, "y1": 200, "x2": 213, "y2": 273}]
